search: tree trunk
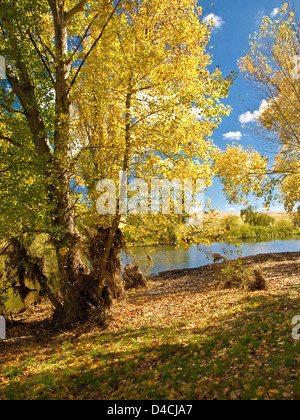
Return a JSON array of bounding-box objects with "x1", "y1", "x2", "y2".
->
[
  {"x1": 5, "y1": 238, "x2": 64, "y2": 315},
  {"x1": 3, "y1": 1, "x2": 126, "y2": 324},
  {"x1": 52, "y1": 226, "x2": 126, "y2": 324}
]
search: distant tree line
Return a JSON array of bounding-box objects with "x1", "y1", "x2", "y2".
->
[{"x1": 240, "y1": 206, "x2": 275, "y2": 227}]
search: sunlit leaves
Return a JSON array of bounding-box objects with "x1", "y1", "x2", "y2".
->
[
  {"x1": 71, "y1": 0, "x2": 233, "y2": 244},
  {"x1": 214, "y1": 144, "x2": 269, "y2": 206},
  {"x1": 238, "y1": 3, "x2": 300, "y2": 210}
]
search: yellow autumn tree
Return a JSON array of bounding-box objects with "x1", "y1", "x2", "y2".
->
[
  {"x1": 71, "y1": 0, "x2": 233, "y2": 250},
  {"x1": 235, "y1": 3, "x2": 300, "y2": 210},
  {"x1": 214, "y1": 144, "x2": 270, "y2": 206},
  {"x1": 0, "y1": 0, "x2": 234, "y2": 323}
]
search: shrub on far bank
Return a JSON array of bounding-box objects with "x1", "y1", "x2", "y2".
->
[
  {"x1": 228, "y1": 224, "x2": 271, "y2": 239},
  {"x1": 221, "y1": 212, "x2": 298, "y2": 240},
  {"x1": 273, "y1": 218, "x2": 294, "y2": 235}
]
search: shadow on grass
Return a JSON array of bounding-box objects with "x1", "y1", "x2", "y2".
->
[{"x1": 0, "y1": 290, "x2": 299, "y2": 400}]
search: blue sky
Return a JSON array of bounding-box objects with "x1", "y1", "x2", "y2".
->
[{"x1": 202, "y1": 0, "x2": 300, "y2": 213}]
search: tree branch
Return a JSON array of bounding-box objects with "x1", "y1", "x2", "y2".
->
[
  {"x1": 47, "y1": 0, "x2": 57, "y2": 19},
  {"x1": 0, "y1": 102, "x2": 26, "y2": 115},
  {"x1": 129, "y1": 106, "x2": 167, "y2": 129},
  {"x1": 0, "y1": 134, "x2": 23, "y2": 149},
  {"x1": 0, "y1": 239, "x2": 15, "y2": 257},
  {"x1": 67, "y1": 0, "x2": 123, "y2": 95},
  {"x1": 69, "y1": 11, "x2": 101, "y2": 61},
  {"x1": 26, "y1": 30, "x2": 55, "y2": 86},
  {"x1": 65, "y1": 0, "x2": 87, "y2": 22},
  {"x1": 6, "y1": 68, "x2": 52, "y2": 156}
]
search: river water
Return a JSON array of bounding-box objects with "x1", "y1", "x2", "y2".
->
[
  {"x1": 5, "y1": 236, "x2": 300, "y2": 311},
  {"x1": 124, "y1": 236, "x2": 300, "y2": 275}
]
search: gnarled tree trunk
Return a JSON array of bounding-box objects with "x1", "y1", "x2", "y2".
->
[
  {"x1": 52, "y1": 226, "x2": 126, "y2": 324},
  {"x1": 2, "y1": 0, "x2": 124, "y2": 324}
]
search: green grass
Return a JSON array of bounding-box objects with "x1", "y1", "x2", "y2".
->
[{"x1": 0, "y1": 284, "x2": 299, "y2": 400}]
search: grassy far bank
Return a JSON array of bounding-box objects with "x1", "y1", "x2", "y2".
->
[
  {"x1": 0, "y1": 253, "x2": 299, "y2": 400},
  {"x1": 221, "y1": 212, "x2": 300, "y2": 241},
  {"x1": 124, "y1": 212, "x2": 300, "y2": 247}
]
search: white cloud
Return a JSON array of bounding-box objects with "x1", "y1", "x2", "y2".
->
[
  {"x1": 223, "y1": 131, "x2": 243, "y2": 141},
  {"x1": 239, "y1": 111, "x2": 256, "y2": 124},
  {"x1": 255, "y1": 9, "x2": 265, "y2": 25},
  {"x1": 225, "y1": 204, "x2": 237, "y2": 211},
  {"x1": 239, "y1": 99, "x2": 269, "y2": 125},
  {"x1": 271, "y1": 8, "x2": 280, "y2": 18},
  {"x1": 190, "y1": 107, "x2": 205, "y2": 121},
  {"x1": 203, "y1": 13, "x2": 225, "y2": 30}
]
